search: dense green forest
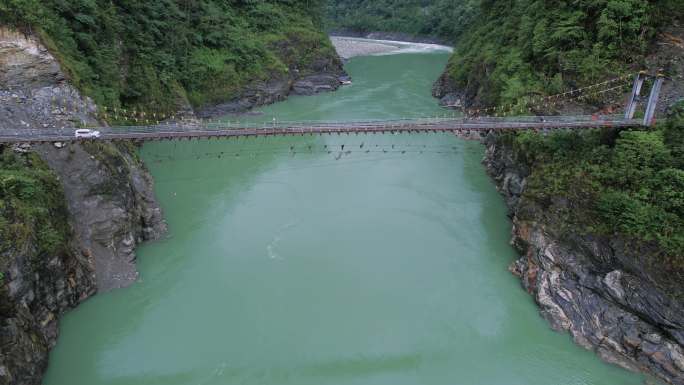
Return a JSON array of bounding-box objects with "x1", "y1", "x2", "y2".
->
[
  {"x1": 325, "y1": 0, "x2": 478, "y2": 41},
  {"x1": 1, "y1": 0, "x2": 336, "y2": 111},
  {"x1": 325, "y1": 0, "x2": 479, "y2": 41},
  {"x1": 442, "y1": 0, "x2": 683, "y2": 107}
]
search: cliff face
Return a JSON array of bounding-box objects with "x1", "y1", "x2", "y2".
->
[
  {"x1": 34, "y1": 142, "x2": 166, "y2": 292},
  {"x1": 483, "y1": 132, "x2": 684, "y2": 385},
  {"x1": 0, "y1": 28, "x2": 166, "y2": 384},
  {"x1": 0, "y1": 149, "x2": 97, "y2": 385}
]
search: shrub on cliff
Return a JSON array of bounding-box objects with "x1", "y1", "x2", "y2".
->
[{"x1": 0, "y1": 148, "x2": 71, "y2": 271}]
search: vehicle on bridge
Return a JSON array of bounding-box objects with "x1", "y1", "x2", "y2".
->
[{"x1": 74, "y1": 129, "x2": 101, "y2": 138}]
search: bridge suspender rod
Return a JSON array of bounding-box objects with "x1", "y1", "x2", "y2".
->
[
  {"x1": 624, "y1": 72, "x2": 645, "y2": 120},
  {"x1": 643, "y1": 74, "x2": 664, "y2": 127}
]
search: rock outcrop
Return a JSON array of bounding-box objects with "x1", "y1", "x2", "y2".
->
[
  {"x1": 1, "y1": 255, "x2": 95, "y2": 384},
  {"x1": 0, "y1": 194, "x2": 96, "y2": 385},
  {"x1": 34, "y1": 142, "x2": 166, "y2": 292},
  {"x1": 483, "y1": 132, "x2": 684, "y2": 385},
  {"x1": 432, "y1": 70, "x2": 468, "y2": 108},
  {"x1": 197, "y1": 51, "x2": 347, "y2": 117},
  {"x1": 0, "y1": 28, "x2": 166, "y2": 385}
]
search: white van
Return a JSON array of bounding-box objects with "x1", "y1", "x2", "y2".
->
[{"x1": 74, "y1": 129, "x2": 101, "y2": 138}]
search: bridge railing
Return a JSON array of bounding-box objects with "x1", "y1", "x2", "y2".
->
[{"x1": 0, "y1": 114, "x2": 639, "y2": 143}]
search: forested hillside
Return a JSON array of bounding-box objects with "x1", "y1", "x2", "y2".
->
[
  {"x1": 1, "y1": 0, "x2": 337, "y2": 112},
  {"x1": 325, "y1": 0, "x2": 478, "y2": 41},
  {"x1": 438, "y1": 0, "x2": 683, "y2": 108}
]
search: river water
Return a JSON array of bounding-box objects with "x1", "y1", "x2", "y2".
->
[{"x1": 44, "y1": 44, "x2": 645, "y2": 385}]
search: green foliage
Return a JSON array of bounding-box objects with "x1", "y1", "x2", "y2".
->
[
  {"x1": 665, "y1": 105, "x2": 684, "y2": 168},
  {"x1": 510, "y1": 121, "x2": 684, "y2": 262},
  {"x1": 324, "y1": 0, "x2": 480, "y2": 41},
  {"x1": 0, "y1": 149, "x2": 71, "y2": 272},
  {"x1": 1, "y1": 0, "x2": 334, "y2": 112},
  {"x1": 442, "y1": 0, "x2": 680, "y2": 107}
]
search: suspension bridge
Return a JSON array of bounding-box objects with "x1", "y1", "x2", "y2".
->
[{"x1": 0, "y1": 72, "x2": 664, "y2": 145}]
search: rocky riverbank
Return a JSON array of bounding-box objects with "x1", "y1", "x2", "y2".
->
[
  {"x1": 197, "y1": 41, "x2": 348, "y2": 117},
  {"x1": 0, "y1": 28, "x2": 168, "y2": 384},
  {"x1": 483, "y1": 132, "x2": 684, "y2": 385},
  {"x1": 456, "y1": 27, "x2": 684, "y2": 383},
  {"x1": 196, "y1": 66, "x2": 348, "y2": 117}
]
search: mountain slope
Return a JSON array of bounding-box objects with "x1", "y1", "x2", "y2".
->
[
  {"x1": 1, "y1": 0, "x2": 342, "y2": 113},
  {"x1": 433, "y1": 0, "x2": 683, "y2": 108}
]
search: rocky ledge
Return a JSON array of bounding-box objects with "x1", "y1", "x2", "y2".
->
[{"x1": 483, "y1": 132, "x2": 684, "y2": 385}]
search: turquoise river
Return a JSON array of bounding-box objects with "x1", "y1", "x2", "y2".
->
[{"x1": 44, "y1": 44, "x2": 646, "y2": 384}]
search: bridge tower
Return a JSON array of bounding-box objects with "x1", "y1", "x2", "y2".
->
[
  {"x1": 624, "y1": 71, "x2": 646, "y2": 120},
  {"x1": 624, "y1": 71, "x2": 665, "y2": 126},
  {"x1": 643, "y1": 73, "x2": 665, "y2": 127}
]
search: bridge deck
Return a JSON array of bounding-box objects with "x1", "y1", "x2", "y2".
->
[{"x1": 0, "y1": 116, "x2": 643, "y2": 144}]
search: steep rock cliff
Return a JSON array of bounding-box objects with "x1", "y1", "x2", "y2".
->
[
  {"x1": 483, "y1": 132, "x2": 684, "y2": 385},
  {"x1": 0, "y1": 28, "x2": 166, "y2": 385},
  {"x1": 0, "y1": 149, "x2": 97, "y2": 385}
]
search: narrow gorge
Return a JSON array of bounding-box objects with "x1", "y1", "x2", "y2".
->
[{"x1": 1, "y1": 1, "x2": 683, "y2": 385}]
